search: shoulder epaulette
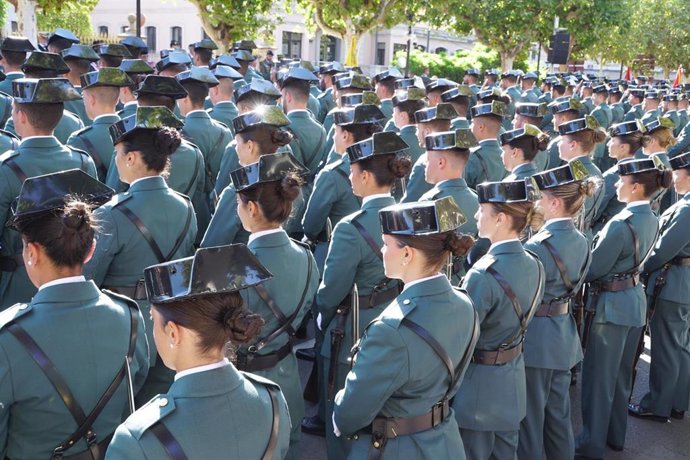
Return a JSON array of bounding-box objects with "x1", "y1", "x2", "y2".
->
[
  {"x1": 0, "y1": 303, "x2": 32, "y2": 332},
  {"x1": 240, "y1": 370, "x2": 281, "y2": 390},
  {"x1": 129, "y1": 395, "x2": 176, "y2": 440},
  {"x1": 324, "y1": 158, "x2": 344, "y2": 171},
  {"x1": 0, "y1": 129, "x2": 19, "y2": 140},
  {"x1": 65, "y1": 144, "x2": 90, "y2": 157},
  {"x1": 471, "y1": 254, "x2": 497, "y2": 271},
  {"x1": 102, "y1": 289, "x2": 141, "y2": 312},
  {"x1": 530, "y1": 229, "x2": 553, "y2": 243},
  {"x1": 0, "y1": 149, "x2": 20, "y2": 163},
  {"x1": 109, "y1": 192, "x2": 135, "y2": 208},
  {"x1": 70, "y1": 125, "x2": 93, "y2": 137}
]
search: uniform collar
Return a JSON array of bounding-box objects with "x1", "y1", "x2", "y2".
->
[
  {"x1": 39, "y1": 275, "x2": 86, "y2": 291},
  {"x1": 626, "y1": 200, "x2": 650, "y2": 209},
  {"x1": 175, "y1": 359, "x2": 230, "y2": 381},
  {"x1": 488, "y1": 238, "x2": 522, "y2": 254},
  {"x1": 402, "y1": 273, "x2": 446, "y2": 293},
  {"x1": 31, "y1": 279, "x2": 101, "y2": 305},
  {"x1": 287, "y1": 109, "x2": 310, "y2": 117},
  {"x1": 185, "y1": 109, "x2": 210, "y2": 119},
  {"x1": 361, "y1": 193, "x2": 391, "y2": 206},
  {"x1": 213, "y1": 101, "x2": 236, "y2": 108},
  {"x1": 248, "y1": 227, "x2": 286, "y2": 245},
  {"x1": 127, "y1": 175, "x2": 168, "y2": 192},
  {"x1": 93, "y1": 113, "x2": 119, "y2": 124},
  {"x1": 512, "y1": 162, "x2": 534, "y2": 174},
  {"x1": 479, "y1": 138, "x2": 499, "y2": 146},
  {"x1": 168, "y1": 362, "x2": 243, "y2": 398},
  {"x1": 18, "y1": 136, "x2": 61, "y2": 149},
  {"x1": 543, "y1": 217, "x2": 574, "y2": 230},
  {"x1": 437, "y1": 177, "x2": 468, "y2": 189}
]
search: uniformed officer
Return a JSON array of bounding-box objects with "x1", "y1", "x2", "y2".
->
[
  {"x1": 85, "y1": 106, "x2": 198, "y2": 405},
  {"x1": 420, "y1": 128, "x2": 480, "y2": 282},
  {"x1": 519, "y1": 72, "x2": 540, "y2": 103},
  {"x1": 441, "y1": 85, "x2": 473, "y2": 130},
  {"x1": 500, "y1": 70, "x2": 524, "y2": 130},
  {"x1": 203, "y1": 106, "x2": 293, "y2": 247},
  {"x1": 576, "y1": 157, "x2": 669, "y2": 459},
  {"x1": 628, "y1": 151, "x2": 690, "y2": 423},
  {"x1": 5, "y1": 51, "x2": 85, "y2": 143},
  {"x1": 389, "y1": 87, "x2": 426, "y2": 179},
  {"x1": 675, "y1": 93, "x2": 689, "y2": 134},
  {"x1": 518, "y1": 161, "x2": 594, "y2": 460},
  {"x1": 285, "y1": 60, "x2": 323, "y2": 118},
  {"x1": 467, "y1": 100, "x2": 509, "y2": 188},
  {"x1": 317, "y1": 132, "x2": 410, "y2": 459},
  {"x1": 483, "y1": 69, "x2": 499, "y2": 89},
  {"x1": 661, "y1": 94, "x2": 681, "y2": 136},
  {"x1": 155, "y1": 49, "x2": 191, "y2": 77},
  {"x1": 425, "y1": 77, "x2": 457, "y2": 107},
  {"x1": 93, "y1": 44, "x2": 131, "y2": 69},
  {"x1": 512, "y1": 103, "x2": 550, "y2": 170},
  {"x1": 120, "y1": 35, "x2": 148, "y2": 59},
  {"x1": 500, "y1": 124, "x2": 549, "y2": 181},
  {"x1": 0, "y1": 36, "x2": 35, "y2": 95},
  {"x1": 579, "y1": 82, "x2": 595, "y2": 115},
  {"x1": 208, "y1": 64, "x2": 243, "y2": 130},
  {"x1": 231, "y1": 152, "x2": 318, "y2": 459},
  {"x1": 623, "y1": 88, "x2": 645, "y2": 122},
  {"x1": 639, "y1": 116, "x2": 675, "y2": 166},
  {"x1": 640, "y1": 90, "x2": 662, "y2": 123},
  {"x1": 454, "y1": 179, "x2": 545, "y2": 459},
  {"x1": 372, "y1": 67, "x2": 403, "y2": 123},
  {"x1": 46, "y1": 28, "x2": 79, "y2": 54},
  {"x1": 0, "y1": 169, "x2": 149, "y2": 459},
  {"x1": 0, "y1": 78, "x2": 97, "y2": 309},
  {"x1": 317, "y1": 61, "x2": 346, "y2": 122},
  {"x1": 464, "y1": 68, "x2": 481, "y2": 94},
  {"x1": 333, "y1": 197, "x2": 478, "y2": 460},
  {"x1": 592, "y1": 121, "x2": 643, "y2": 234},
  {"x1": 117, "y1": 58, "x2": 155, "y2": 118},
  {"x1": 61, "y1": 44, "x2": 101, "y2": 126},
  {"x1": 545, "y1": 97, "x2": 584, "y2": 169},
  {"x1": 323, "y1": 73, "x2": 373, "y2": 135},
  {"x1": 106, "y1": 244, "x2": 291, "y2": 460},
  {"x1": 608, "y1": 85, "x2": 626, "y2": 124},
  {"x1": 67, "y1": 68, "x2": 133, "y2": 181},
  {"x1": 383, "y1": 76, "x2": 424, "y2": 133},
  {"x1": 557, "y1": 115, "x2": 606, "y2": 240},
  {"x1": 189, "y1": 37, "x2": 217, "y2": 67},
  {"x1": 232, "y1": 48, "x2": 264, "y2": 83}
]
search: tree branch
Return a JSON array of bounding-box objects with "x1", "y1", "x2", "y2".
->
[{"x1": 314, "y1": 4, "x2": 344, "y2": 39}]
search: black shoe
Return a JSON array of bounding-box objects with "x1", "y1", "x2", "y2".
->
[
  {"x1": 628, "y1": 403, "x2": 670, "y2": 423},
  {"x1": 671, "y1": 409, "x2": 685, "y2": 420},
  {"x1": 301, "y1": 415, "x2": 326, "y2": 436},
  {"x1": 296, "y1": 347, "x2": 316, "y2": 362},
  {"x1": 606, "y1": 442, "x2": 624, "y2": 452}
]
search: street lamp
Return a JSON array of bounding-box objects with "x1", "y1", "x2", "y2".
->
[{"x1": 136, "y1": 0, "x2": 141, "y2": 38}]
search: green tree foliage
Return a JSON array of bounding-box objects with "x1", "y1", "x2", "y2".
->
[
  {"x1": 36, "y1": 1, "x2": 95, "y2": 37},
  {"x1": 187, "y1": 0, "x2": 276, "y2": 52}
]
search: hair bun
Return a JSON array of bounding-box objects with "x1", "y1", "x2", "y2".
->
[
  {"x1": 272, "y1": 128, "x2": 294, "y2": 147},
  {"x1": 153, "y1": 127, "x2": 182, "y2": 157},
  {"x1": 444, "y1": 232, "x2": 474, "y2": 257},
  {"x1": 223, "y1": 308, "x2": 265, "y2": 344},
  {"x1": 388, "y1": 154, "x2": 412, "y2": 179},
  {"x1": 61, "y1": 201, "x2": 91, "y2": 233},
  {"x1": 279, "y1": 173, "x2": 302, "y2": 202}
]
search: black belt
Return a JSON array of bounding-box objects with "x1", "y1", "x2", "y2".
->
[
  {"x1": 342, "y1": 286, "x2": 400, "y2": 310},
  {"x1": 534, "y1": 300, "x2": 570, "y2": 317},
  {"x1": 236, "y1": 340, "x2": 293, "y2": 372},
  {"x1": 593, "y1": 273, "x2": 640, "y2": 292},
  {"x1": 672, "y1": 256, "x2": 690, "y2": 266},
  {"x1": 472, "y1": 342, "x2": 523, "y2": 366},
  {"x1": 103, "y1": 280, "x2": 147, "y2": 300},
  {"x1": 0, "y1": 254, "x2": 24, "y2": 272}
]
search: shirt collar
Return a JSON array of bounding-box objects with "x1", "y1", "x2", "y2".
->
[
  {"x1": 489, "y1": 238, "x2": 521, "y2": 252},
  {"x1": 402, "y1": 273, "x2": 445, "y2": 293},
  {"x1": 626, "y1": 200, "x2": 649, "y2": 209},
  {"x1": 362, "y1": 193, "x2": 391, "y2": 206},
  {"x1": 39, "y1": 275, "x2": 86, "y2": 291},
  {"x1": 124, "y1": 101, "x2": 138, "y2": 108},
  {"x1": 544, "y1": 217, "x2": 573, "y2": 227},
  {"x1": 248, "y1": 227, "x2": 285, "y2": 245},
  {"x1": 128, "y1": 175, "x2": 159, "y2": 188},
  {"x1": 18, "y1": 135, "x2": 56, "y2": 147},
  {"x1": 287, "y1": 109, "x2": 310, "y2": 116},
  {"x1": 174, "y1": 359, "x2": 230, "y2": 381},
  {"x1": 93, "y1": 113, "x2": 118, "y2": 122},
  {"x1": 186, "y1": 109, "x2": 208, "y2": 116},
  {"x1": 479, "y1": 138, "x2": 498, "y2": 145}
]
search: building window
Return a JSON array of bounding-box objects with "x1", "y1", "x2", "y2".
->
[
  {"x1": 98, "y1": 26, "x2": 108, "y2": 36},
  {"x1": 393, "y1": 43, "x2": 407, "y2": 55},
  {"x1": 435, "y1": 47, "x2": 447, "y2": 54},
  {"x1": 320, "y1": 35, "x2": 336, "y2": 62},
  {"x1": 10, "y1": 21, "x2": 17, "y2": 33},
  {"x1": 282, "y1": 31, "x2": 302, "y2": 59},
  {"x1": 120, "y1": 25, "x2": 129, "y2": 34},
  {"x1": 375, "y1": 42, "x2": 386, "y2": 65},
  {"x1": 146, "y1": 26, "x2": 157, "y2": 53},
  {"x1": 171, "y1": 27, "x2": 182, "y2": 47}
]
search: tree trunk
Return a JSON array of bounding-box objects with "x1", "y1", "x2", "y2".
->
[
  {"x1": 16, "y1": 0, "x2": 37, "y2": 44},
  {"x1": 343, "y1": 31, "x2": 361, "y2": 66},
  {"x1": 500, "y1": 51, "x2": 516, "y2": 71}
]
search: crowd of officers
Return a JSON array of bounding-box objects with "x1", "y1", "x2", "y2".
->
[{"x1": 0, "y1": 25, "x2": 688, "y2": 460}]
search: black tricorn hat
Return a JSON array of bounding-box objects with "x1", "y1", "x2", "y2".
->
[
  {"x1": 191, "y1": 38, "x2": 218, "y2": 51},
  {"x1": 176, "y1": 66, "x2": 220, "y2": 87},
  {"x1": 441, "y1": 85, "x2": 473, "y2": 103},
  {"x1": 637, "y1": 116, "x2": 675, "y2": 134},
  {"x1": 340, "y1": 91, "x2": 380, "y2": 108},
  {"x1": 109, "y1": 106, "x2": 183, "y2": 145},
  {"x1": 414, "y1": 103, "x2": 457, "y2": 123},
  {"x1": 618, "y1": 156, "x2": 667, "y2": 176},
  {"x1": 629, "y1": 88, "x2": 646, "y2": 98},
  {"x1": 80, "y1": 68, "x2": 134, "y2": 90},
  {"x1": 93, "y1": 43, "x2": 132, "y2": 58},
  {"x1": 232, "y1": 50, "x2": 255, "y2": 62},
  {"x1": 144, "y1": 244, "x2": 273, "y2": 304},
  {"x1": 135, "y1": 75, "x2": 188, "y2": 99},
  {"x1": 558, "y1": 115, "x2": 600, "y2": 136},
  {"x1": 477, "y1": 178, "x2": 541, "y2": 203},
  {"x1": 0, "y1": 36, "x2": 35, "y2": 53},
  {"x1": 21, "y1": 51, "x2": 69, "y2": 74},
  {"x1": 532, "y1": 159, "x2": 589, "y2": 190},
  {"x1": 334, "y1": 73, "x2": 372, "y2": 91},
  {"x1": 515, "y1": 102, "x2": 548, "y2": 118},
  {"x1": 232, "y1": 106, "x2": 290, "y2": 134},
  {"x1": 61, "y1": 44, "x2": 100, "y2": 62},
  {"x1": 333, "y1": 104, "x2": 386, "y2": 126},
  {"x1": 234, "y1": 79, "x2": 281, "y2": 104},
  {"x1": 373, "y1": 67, "x2": 403, "y2": 83},
  {"x1": 232, "y1": 40, "x2": 256, "y2": 52},
  {"x1": 8, "y1": 169, "x2": 114, "y2": 229},
  {"x1": 120, "y1": 36, "x2": 147, "y2": 51},
  {"x1": 212, "y1": 65, "x2": 243, "y2": 80},
  {"x1": 378, "y1": 196, "x2": 466, "y2": 235},
  {"x1": 395, "y1": 76, "x2": 425, "y2": 90},
  {"x1": 155, "y1": 50, "x2": 192, "y2": 72},
  {"x1": 465, "y1": 68, "x2": 480, "y2": 76},
  {"x1": 279, "y1": 66, "x2": 319, "y2": 88},
  {"x1": 499, "y1": 124, "x2": 548, "y2": 146},
  {"x1": 209, "y1": 54, "x2": 241, "y2": 70},
  {"x1": 425, "y1": 128, "x2": 478, "y2": 151},
  {"x1": 476, "y1": 87, "x2": 503, "y2": 103},
  {"x1": 670, "y1": 151, "x2": 690, "y2": 170},
  {"x1": 470, "y1": 100, "x2": 507, "y2": 119},
  {"x1": 119, "y1": 59, "x2": 155, "y2": 76},
  {"x1": 13, "y1": 78, "x2": 81, "y2": 103},
  {"x1": 392, "y1": 87, "x2": 426, "y2": 106},
  {"x1": 425, "y1": 78, "x2": 457, "y2": 93},
  {"x1": 231, "y1": 152, "x2": 308, "y2": 191},
  {"x1": 347, "y1": 131, "x2": 410, "y2": 163},
  {"x1": 608, "y1": 120, "x2": 640, "y2": 137},
  {"x1": 548, "y1": 97, "x2": 583, "y2": 115},
  {"x1": 319, "y1": 61, "x2": 346, "y2": 74},
  {"x1": 47, "y1": 28, "x2": 79, "y2": 46}
]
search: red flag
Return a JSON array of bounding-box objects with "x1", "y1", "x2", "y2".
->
[
  {"x1": 673, "y1": 65, "x2": 684, "y2": 88},
  {"x1": 624, "y1": 66, "x2": 632, "y2": 81}
]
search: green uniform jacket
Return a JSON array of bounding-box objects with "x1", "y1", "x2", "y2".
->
[
  {"x1": 0, "y1": 130, "x2": 18, "y2": 154},
  {"x1": 454, "y1": 240, "x2": 545, "y2": 431},
  {"x1": 505, "y1": 86, "x2": 523, "y2": 130},
  {"x1": 245, "y1": 67, "x2": 264, "y2": 83},
  {"x1": 5, "y1": 110, "x2": 84, "y2": 145},
  {"x1": 585, "y1": 203, "x2": 658, "y2": 327},
  {"x1": 307, "y1": 93, "x2": 321, "y2": 119},
  {"x1": 521, "y1": 89, "x2": 539, "y2": 103},
  {"x1": 0, "y1": 137, "x2": 97, "y2": 309},
  {"x1": 323, "y1": 107, "x2": 337, "y2": 136},
  {"x1": 451, "y1": 117, "x2": 470, "y2": 130},
  {"x1": 590, "y1": 103, "x2": 612, "y2": 129},
  {"x1": 105, "y1": 365, "x2": 291, "y2": 460},
  {"x1": 545, "y1": 136, "x2": 564, "y2": 170},
  {"x1": 0, "y1": 281, "x2": 149, "y2": 459},
  {"x1": 383, "y1": 118, "x2": 399, "y2": 133},
  {"x1": 0, "y1": 94, "x2": 11, "y2": 130},
  {"x1": 524, "y1": 219, "x2": 587, "y2": 369},
  {"x1": 592, "y1": 162, "x2": 624, "y2": 234},
  {"x1": 301, "y1": 155, "x2": 361, "y2": 242},
  {"x1": 201, "y1": 184, "x2": 249, "y2": 246},
  {"x1": 582, "y1": 98, "x2": 594, "y2": 115},
  {"x1": 643, "y1": 193, "x2": 690, "y2": 303},
  {"x1": 117, "y1": 101, "x2": 138, "y2": 120},
  {"x1": 181, "y1": 110, "x2": 233, "y2": 195},
  {"x1": 65, "y1": 97, "x2": 91, "y2": 127},
  {"x1": 669, "y1": 121, "x2": 690, "y2": 157},
  {"x1": 675, "y1": 110, "x2": 688, "y2": 137},
  {"x1": 0, "y1": 73, "x2": 23, "y2": 96},
  {"x1": 504, "y1": 161, "x2": 537, "y2": 181},
  {"x1": 334, "y1": 275, "x2": 473, "y2": 459},
  {"x1": 317, "y1": 88, "x2": 335, "y2": 123},
  {"x1": 623, "y1": 104, "x2": 643, "y2": 122},
  {"x1": 464, "y1": 139, "x2": 507, "y2": 189},
  {"x1": 397, "y1": 125, "x2": 429, "y2": 202},
  {"x1": 640, "y1": 108, "x2": 661, "y2": 123},
  {"x1": 67, "y1": 113, "x2": 120, "y2": 181},
  {"x1": 380, "y1": 99, "x2": 393, "y2": 123},
  {"x1": 287, "y1": 110, "x2": 327, "y2": 174},
  {"x1": 610, "y1": 103, "x2": 625, "y2": 124},
  {"x1": 207, "y1": 101, "x2": 239, "y2": 135},
  {"x1": 575, "y1": 156, "x2": 605, "y2": 240},
  {"x1": 317, "y1": 196, "x2": 399, "y2": 363}
]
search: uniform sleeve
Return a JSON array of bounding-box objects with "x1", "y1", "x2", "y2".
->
[
  {"x1": 644, "y1": 207, "x2": 690, "y2": 273},
  {"x1": 104, "y1": 424, "x2": 148, "y2": 460},
  {"x1": 461, "y1": 267, "x2": 496, "y2": 323},
  {"x1": 401, "y1": 156, "x2": 428, "y2": 203},
  {"x1": 0, "y1": 341, "x2": 15, "y2": 454},
  {"x1": 132, "y1": 308, "x2": 150, "y2": 394},
  {"x1": 302, "y1": 170, "x2": 337, "y2": 240},
  {"x1": 66, "y1": 134, "x2": 84, "y2": 150},
  {"x1": 0, "y1": 167, "x2": 17, "y2": 237},
  {"x1": 84, "y1": 208, "x2": 120, "y2": 286},
  {"x1": 104, "y1": 156, "x2": 122, "y2": 191},
  {"x1": 83, "y1": 155, "x2": 98, "y2": 179},
  {"x1": 201, "y1": 186, "x2": 241, "y2": 247},
  {"x1": 586, "y1": 220, "x2": 625, "y2": 281},
  {"x1": 333, "y1": 320, "x2": 408, "y2": 435},
  {"x1": 315, "y1": 222, "x2": 362, "y2": 328},
  {"x1": 669, "y1": 124, "x2": 690, "y2": 157},
  {"x1": 592, "y1": 174, "x2": 617, "y2": 223}
]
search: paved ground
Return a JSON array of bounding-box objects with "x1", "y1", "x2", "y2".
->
[{"x1": 294, "y1": 334, "x2": 690, "y2": 459}]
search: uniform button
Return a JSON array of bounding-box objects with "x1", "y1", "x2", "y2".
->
[
  {"x1": 158, "y1": 398, "x2": 168, "y2": 407},
  {"x1": 403, "y1": 299, "x2": 410, "y2": 305},
  {"x1": 18, "y1": 304, "x2": 28, "y2": 310}
]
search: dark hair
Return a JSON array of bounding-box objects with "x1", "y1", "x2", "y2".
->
[
  {"x1": 391, "y1": 230, "x2": 475, "y2": 272},
  {"x1": 66, "y1": 58, "x2": 92, "y2": 75},
  {"x1": 1, "y1": 50, "x2": 27, "y2": 67},
  {"x1": 419, "y1": 118, "x2": 451, "y2": 132},
  {"x1": 48, "y1": 37, "x2": 74, "y2": 52},
  {"x1": 194, "y1": 48, "x2": 213, "y2": 65},
  {"x1": 17, "y1": 200, "x2": 96, "y2": 268},
  {"x1": 24, "y1": 69, "x2": 59, "y2": 79},
  {"x1": 396, "y1": 99, "x2": 427, "y2": 121},
  {"x1": 489, "y1": 201, "x2": 538, "y2": 233},
  {"x1": 357, "y1": 154, "x2": 412, "y2": 187},
  {"x1": 137, "y1": 93, "x2": 176, "y2": 110},
  {"x1": 553, "y1": 86, "x2": 566, "y2": 97},
  {"x1": 238, "y1": 174, "x2": 302, "y2": 223},
  {"x1": 159, "y1": 63, "x2": 188, "y2": 75},
  {"x1": 181, "y1": 81, "x2": 209, "y2": 106},
  {"x1": 237, "y1": 125, "x2": 293, "y2": 154},
  {"x1": 450, "y1": 99, "x2": 469, "y2": 116},
  {"x1": 507, "y1": 135, "x2": 549, "y2": 161},
  {"x1": 283, "y1": 80, "x2": 310, "y2": 101},
  {"x1": 15, "y1": 102, "x2": 64, "y2": 131},
  {"x1": 119, "y1": 127, "x2": 182, "y2": 173},
  {"x1": 84, "y1": 85, "x2": 120, "y2": 107},
  {"x1": 154, "y1": 292, "x2": 265, "y2": 352},
  {"x1": 568, "y1": 128, "x2": 607, "y2": 153},
  {"x1": 377, "y1": 79, "x2": 396, "y2": 96},
  {"x1": 342, "y1": 122, "x2": 382, "y2": 143},
  {"x1": 608, "y1": 92, "x2": 622, "y2": 102},
  {"x1": 101, "y1": 55, "x2": 124, "y2": 68},
  {"x1": 443, "y1": 148, "x2": 471, "y2": 163},
  {"x1": 629, "y1": 169, "x2": 673, "y2": 197},
  {"x1": 532, "y1": 177, "x2": 599, "y2": 229}
]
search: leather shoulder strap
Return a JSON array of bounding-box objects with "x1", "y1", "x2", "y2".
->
[
  {"x1": 115, "y1": 205, "x2": 166, "y2": 263},
  {"x1": 150, "y1": 422, "x2": 188, "y2": 460},
  {"x1": 400, "y1": 318, "x2": 455, "y2": 393},
  {"x1": 76, "y1": 135, "x2": 105, "y2": 178},
  {"x1": 541, "y1": 238, "x2": 573, "y2": 292},
  {"x1": 623, "y1": 216, "x2": 659, "y2": 274},
  {"x1": 262, "y1": 386, "x2": 280, "y2": 460},
  {"x1": 5, "y1": 158, "x2": 27, "y2": 183},
  {"x1": 351, "y1": 218, "x2": 382, "y2": 261},
  {"x1": 181, "y1": 156, "x2": 200, "y2": 196},
  {"x1": 334, "y1": 166, "x2": 351, "y2": 184}
]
